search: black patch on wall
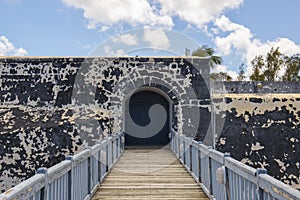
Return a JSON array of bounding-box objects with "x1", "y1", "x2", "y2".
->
[{"x1": 216, "y1": 106, "x2": 300, "y2": 186}]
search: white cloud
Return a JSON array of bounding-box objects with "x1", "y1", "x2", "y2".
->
[
  {"x1": 158, "y1": 0, "x2": 243, "y2": 27},
  {"x1": 212, "y1": 64, "x2": 238, "y2": 80},
  {"x1": 62, "y1": 0, "x2": 244, "y2": 30},
  {"x1": 99, "y1": 25, "x2": 110, "y2": 32},
  {"x1": 213, "y1": 15, "x2": 300, "y2": 77},
  {"x1": 0, "y1": 36, "x2": 27, "y2": 56},
  {"x1": 112, "y1": 34, "x2": 138, "y2": 46},
  {"x1": 103, "y1": 45, "x2": 126, "y2": 56},
  {"x1": 214, "y1": 15, "x2": 252, "y2": 56},
  {"x1": 143, "y1": 28, "x2": 170, "y2": 49},
  {"x1": 62, "y1": 0, "x2": 173, "y2": 29}
]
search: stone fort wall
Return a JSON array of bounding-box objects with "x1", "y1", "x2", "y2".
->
[
  {"x1": 211, "y1": 81, "x2": 300, "y2": 189},
  {"x1": 0, "y1": 57, "x2": 299, "y2": 191},
  {"x1": 0, "y1": 57, "x2": 211, "y2": 192}
]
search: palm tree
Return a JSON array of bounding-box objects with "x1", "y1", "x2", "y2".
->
[{"x1": 192, "y1": 45, "x2": 222, "y2": 68}]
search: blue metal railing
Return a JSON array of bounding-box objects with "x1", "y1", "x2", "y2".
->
[
  {"x1": 0, "y1": 133, "x2": 125, "y2": 200},
  {"x1": 2, "y1": 131, "x2": 300, "y2": 200},
  {"x1": 171, "y1": 131, "x2": 300, "y2": 200}
]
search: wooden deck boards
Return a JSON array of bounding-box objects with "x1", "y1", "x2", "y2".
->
[{"x1": 92, "y1": 146, "x2": 209, "y2": 200}]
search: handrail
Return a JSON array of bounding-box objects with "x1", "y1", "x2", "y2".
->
[
  {"x1": 2, "y1": 131, "x2": 299, "y2": 200},
  {"x1": 0, "y1": 133, "x2": 125, "y2": 200},
  {"x1": 170, "y1": 131, "x2": 300, "y2": 200}
]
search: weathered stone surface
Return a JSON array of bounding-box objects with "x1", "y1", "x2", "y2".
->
[
  {"x1": 214, "y1": 93, "x2": 300, "y2": 189},
  {"x1": 0, "y1": 56, "x2": 210, "y2": 192},
  {"x1": 0, "y1": 56, "x2": 299, "y2": 192}
]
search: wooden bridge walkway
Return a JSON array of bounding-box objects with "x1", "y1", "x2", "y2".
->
[
  {"x1": 92, "y1": 146, "x2": 209, "y2": 200},
  {"x1": 2, "y1": 133, "x2": 299, "y2": 200}
]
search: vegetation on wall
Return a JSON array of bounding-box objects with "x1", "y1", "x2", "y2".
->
[
  {"x1": 187, "y1": 45, "x2": 299, "y2": 81},
  {"x1": 191, "y1": 45, "x2": 222, "y2": 69},
  {"x1": 250, "y1": 47, "x2": 300, "y2": 81},
  {"x1": 210, "y1": 72, "x2": 232, "y2": 81},
  {"x1": 237, "y1": 63, "x2": 246, "y2": 81},
  {"x1": 189, "y1": 45, "x2": 230, "y2": 81}
]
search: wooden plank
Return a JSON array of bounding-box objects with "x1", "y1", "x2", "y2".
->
[{"x1": 92, "y1": 146, "x2": 209, "y2": 199}]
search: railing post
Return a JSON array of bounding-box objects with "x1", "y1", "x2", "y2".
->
[
  {"x1": 256, "y1": 168, "x2": 267, "y2": 200},
  {"x1": 190, "y1": 142, "x2": 193, "y2": 171},
  {"x1": 224, "y1": 152, "x2": 231, "y2": 200},
  {"x1": 66, "y1": 155, "x2": 74, "y2": 200},
  {"x1": 183, "y1": 138, "x2": 186, "y2": 164},
  {"x1": 198, "y1": 141, "x2": 202, "y2": 183},
  {"x1": 116, "y1": 136, "x2": 119, "y2": 159},
  {"x1": 174, "y1": 133, "x2": 176, "y2": 154},
  {"x1": 111, "y1": 137, "x2": 114, "y2": 164},
  {"x1": 115, "y1": 135, "x2": 117, "y2": 161},
  {"x1": 169, "y1": 132, "x2": 172, "y2": 150},
  {"x1": 100, "y1": 148, "x2": 106, "y2": 183},
  {"x1": 178, "y1": 136, "x2": 180, "y2": 157},
  {"x1": 177, "y1": 136, "x2": 180, "y2": 158},
  {"x1": 172, "y1": 132, "x2": 175, "y2": 152},
  {"x1": 36, "y1": 167, "x2": 48, "y2": 200},
  {"x1": 123, "y1": 133, "x2": 126, "y2": 151},
  {"x1": 118, "y1": 134, "x2": 120, "y2": 157},
  {"x1": 208, "y1": 146, "x2": 213, "y2": 197},
  {"x1": 174, "y1": 134, "x2": 177, "y2": 155},
  {"x1": 111, "y1": 138, "x2": 114, "y2": 166},
  {"x1": 85, "y1": 147, "x2": 92, "y2": 197},
  {"x1": 106, "y1": 142, "x2": 109, "y2": 172},
  {"x1": 121, "y1": 134, "x2": 125, "y2": 153},
  {"x1": 97, "y1": 141, "x2": 102, "y2": 184}
]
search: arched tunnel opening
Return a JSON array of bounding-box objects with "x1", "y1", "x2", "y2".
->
[{"x1": 124, "y1": 90, "x2": 170, "y2": 146}]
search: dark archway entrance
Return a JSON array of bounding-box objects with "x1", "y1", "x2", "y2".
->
[{"x1": 125, "y1": 91, "x2": 170, "y2": 146}]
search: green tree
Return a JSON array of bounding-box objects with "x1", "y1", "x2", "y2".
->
[
  {"x1": 237, "y1": 63, "x2": 246, "y2": 81},
  {"x1": 184, "y1": 48, "x2": 191, "y2": 56},
  {"x1": 210, "y1": 72, "x2": 232, "y2": 81},
  {"x1": 192, "y1": 45, "x2": 222, "y2": 68},
  {"x1": 250, "y1": 55, "x2": 265, "y2": 81},
  {"x1": 263, "y1": 47, "x2": 283, "y2": 81},
  {"x1": 250, "y1": 47, "x2": 300, "y2": 81},
  {"x1": 282, "y1": 55, "x2": 300, "y2": 81}
]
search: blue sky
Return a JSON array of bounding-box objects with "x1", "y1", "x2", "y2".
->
[{"x1": 0, "y1": 0, "x2": 300, "y2": 79}]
